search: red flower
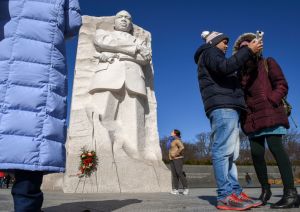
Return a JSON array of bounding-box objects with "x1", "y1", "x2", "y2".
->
[
  {"x1": 83, "y1": 158, "x2": 93, "y2": 166},
  {"x1": 78, "y1": 148, "x2": 98, "y2": 178}
]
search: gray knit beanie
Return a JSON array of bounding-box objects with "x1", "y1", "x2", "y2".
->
[{"x1": 201, "y1": 31, "x2": 229, "y2": 46}]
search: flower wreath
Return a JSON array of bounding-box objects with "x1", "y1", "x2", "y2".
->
[{"x1": 78, "y1": 147, "x2": 98, "y2": 178}]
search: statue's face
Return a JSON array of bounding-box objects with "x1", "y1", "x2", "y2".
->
[{"x1": 114, "y1": 10, "x2": 132, "y2": 32}]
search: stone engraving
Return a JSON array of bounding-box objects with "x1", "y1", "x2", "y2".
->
[{"x1": 62, "y1": 11, "x2": 171, "y2": 193}]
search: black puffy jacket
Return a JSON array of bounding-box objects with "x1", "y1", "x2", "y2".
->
[{"x1": 194, "y1": 44, "x2": 254, "y2": 115}]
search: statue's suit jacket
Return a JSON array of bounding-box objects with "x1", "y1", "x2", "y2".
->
[{"x1": 89, "y1": 29, "x2": 149, "y2": 97}]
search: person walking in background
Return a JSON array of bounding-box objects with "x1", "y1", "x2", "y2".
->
[
  {"x1": 194, "y1": 30, "x2": 263, "y2": 210},
  {"x1": 168, "y1": 129, "x2": 189, "y2": 195},
  {"x1": 5, "y1": 173, "x2": 11, "y2": 189},
  {"x1": 245, "y1": 172, "x2": 252, "y2": 186},
  {"x1": 234, "y1": 32, "x2": 299, "y2": 209},
  {"x1": 0, "y1": 0, "x2": 82, "y2": 211}
]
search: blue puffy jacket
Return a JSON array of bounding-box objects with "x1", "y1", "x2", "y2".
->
[{"x1": 0, "y1": 0, "x2": 82, "y2": 172}]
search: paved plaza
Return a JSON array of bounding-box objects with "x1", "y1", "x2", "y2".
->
[{"x1": 0, "y1": 187, "x2": 299, "y2": 212}]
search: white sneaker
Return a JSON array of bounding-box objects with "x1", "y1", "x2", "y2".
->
[
  {"x1": 170, "y1": 189, "x2": 179, "y2": 195},
  {"x1": 182, "y1": 189, "x2": 189, "y2": 195}
]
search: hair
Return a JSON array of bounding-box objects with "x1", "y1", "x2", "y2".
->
[{"x1": 173, "y1": 129, "x2": 181, "y2": 138}]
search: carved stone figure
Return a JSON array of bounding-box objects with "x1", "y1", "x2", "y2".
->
[
  {"x1": 87, "y1": 10, "x2": 154, "y2": 161},
  {"x1": 62, "y1": 11, "x2": 171, "y2": 193}
]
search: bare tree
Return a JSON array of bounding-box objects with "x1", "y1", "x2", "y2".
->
[
  {"x1": 159, "y1": 136, "x2": 169, "y2": 162},
  {"x1": 182, "y1": 142, "x2": 200, "y2": 163},
  {"x1": 159, "y1": 130, "x2": 300, "y2": 167},
  {"x1": 238, "y1": 131, "x2": 252, "y2": 165},
  {"x1": 195, "y1": 132, "x2": 212, "y2": 159},
  {"x1": 282, "y1": 130, "x2": 300, "y2": 175}
]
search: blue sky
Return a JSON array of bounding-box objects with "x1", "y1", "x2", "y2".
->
[{"x1": 66, "y1": 0, "x2": 300, "y2": 141}]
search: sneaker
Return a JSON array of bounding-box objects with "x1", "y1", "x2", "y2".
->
[
  {"x1": 217, "y1": 193, "x2": 252, "y2": 210},
  {"x1": 170, "y1": 189, "x2": 179, "y2": 195},
  {"x1": 182, "y1": 188, "x2": 189, "y2": 195},
  {"x1": 237, "y1": 192, "x2": 263, "y2": 208}
]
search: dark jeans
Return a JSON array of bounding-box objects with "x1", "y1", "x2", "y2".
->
[
  {"x1": 11, "y1": 170, "x2": 44, "y2": 212},
  {"x1": 170, "y1": 158, "x2": 188, "y2": 189},
  {"x1": 250, "y1": 135, "x2": 294, "y2": 189}
]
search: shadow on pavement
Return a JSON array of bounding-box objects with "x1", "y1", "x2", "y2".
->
[
  {"x1": 43, "y1": 199, "x2": 142, "y2": 212},
  {"x1": 197, "y1": 195, "x2": 216, "y2": 206}
]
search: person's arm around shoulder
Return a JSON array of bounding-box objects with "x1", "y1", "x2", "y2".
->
[
  {"x1": 203, "y1": 47, "x2": 250, "y2": 76},
  {"x1": 204, "y1": 39, "x2": 262, "y2": 76},
  {"x1": 64, "y1": 0, "x2": 82, "y2": 39},
  {"x1": 265, "y1": 57, "x2": 288, "y2": 106}
]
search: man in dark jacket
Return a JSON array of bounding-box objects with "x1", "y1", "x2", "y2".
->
[
  {"x1": 194, "y1": 31, "x2": 263, "y2": 211},
  {"x1": 4, "y1": 174, "x2": 11, "y2": 189}
]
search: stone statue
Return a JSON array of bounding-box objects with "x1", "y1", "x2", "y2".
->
[
  {"x1": 61, "y1": 11, "x2": 171, "y2": 193},
  {"x1": 86, "y1": 10, "x2": 156, "y2": 161}
]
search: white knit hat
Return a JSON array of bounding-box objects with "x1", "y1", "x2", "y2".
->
[{"x1": 201, "y1": 31, "x2": 229, "y2": 45}]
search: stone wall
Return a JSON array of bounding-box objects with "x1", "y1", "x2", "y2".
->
[
  {"x1": 171, "y1": 165, "x2": 300, "y2": 188},
  {"x1": 42, "y1": 165, "x2": 300, "y2": 190}
]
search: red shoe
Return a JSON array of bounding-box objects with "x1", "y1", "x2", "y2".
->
[
  {"x1": 237, "y1": 192, "x2": 263, "y2": 208},
  {"x1": 217, "y1": 193, "x2": 252, "y2": 210}
]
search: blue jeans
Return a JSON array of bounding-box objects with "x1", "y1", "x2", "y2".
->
[
  {"x1": 208, "y1": 108, "x2": 242, "y2": 200},
  {"x1": 11, "y1": 170, "x2": 44, "y2": 212}
]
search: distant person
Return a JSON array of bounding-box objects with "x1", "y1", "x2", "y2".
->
[
  {"x1": 5, "y1": 174, "x2": 11, "y2": 189},
  {"x1": 0, "y1": 171, "x2": 5, "y2": 188},
  {"x1": 0, "y1": 1, "x2": 82, "y2": 211},
  {"x1": 234, "y1": 32, "x2": 299, "y2": 208},
  {"x1": 167, "y1": 129, "x2": 189, "y2": 195},
  {"x1": 194, "y1": 30, "x2": 263, "y2": 210},
  {"x1": 245, "y1": 172, "x2": 252, "y2": 186}
]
